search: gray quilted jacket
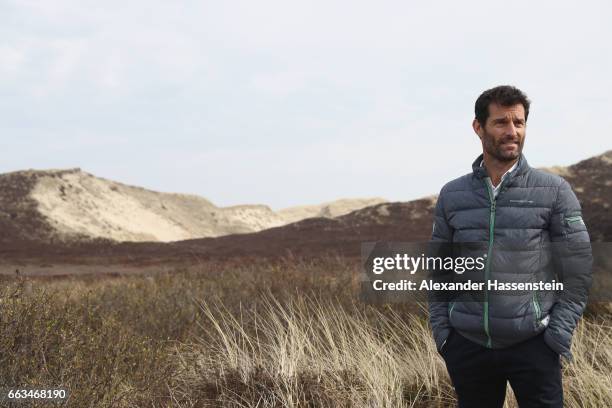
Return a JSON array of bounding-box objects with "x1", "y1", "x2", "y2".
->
[{"x1": 428, "y1": 153, "x2": 593, "y2": 361}]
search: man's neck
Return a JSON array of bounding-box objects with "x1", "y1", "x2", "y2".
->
[{"x1": 482, "y1": 153, "x2": 519, "y2": 187}]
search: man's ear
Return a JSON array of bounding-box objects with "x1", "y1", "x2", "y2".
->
[{"x1": 472, "y1": 118, "x2": 483, "y2": 140}]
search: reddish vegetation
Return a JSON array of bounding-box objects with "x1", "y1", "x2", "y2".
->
[{"x1": 561, "y1": 152, "x2": 612, "y2": 242}]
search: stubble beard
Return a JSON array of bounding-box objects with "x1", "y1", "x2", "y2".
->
[{"x1": 482, "y1": 129, "x2": 523, "y2": 162}]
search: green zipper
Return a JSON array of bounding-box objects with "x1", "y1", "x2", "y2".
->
[
  {"x1": 532, "y1": 292, "x2": 541, "y2": 320},
  {"x1": 483, "y1": 178, "x2": 497, "y2": 349}
]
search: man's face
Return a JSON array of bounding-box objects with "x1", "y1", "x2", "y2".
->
[{"x1": 473, "y1": 103, "x2": 526, "y2": 162}]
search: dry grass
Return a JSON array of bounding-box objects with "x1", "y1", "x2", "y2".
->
[
  {"x1": 0, "y1": 256, "x2": 610, "y2": 407},
  {"x1": 169, "y1": 296, "x2": 455, "y2": 407},
  {"x1": 169, "y1": 297, "x2": 612, "y2": 408}
]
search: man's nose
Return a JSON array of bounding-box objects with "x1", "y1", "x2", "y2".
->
[{"x1": 505, "y1": 121, "x2": 518, "y2": 137}]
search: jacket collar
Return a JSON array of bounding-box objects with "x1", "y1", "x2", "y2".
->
[{"x1": 472, "y1": 152, "x2": 530, "y2": 180}]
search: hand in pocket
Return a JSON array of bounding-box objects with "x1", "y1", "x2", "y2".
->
[{"x1": 439, "y1": 329, "x2": 455, "y2": 357}]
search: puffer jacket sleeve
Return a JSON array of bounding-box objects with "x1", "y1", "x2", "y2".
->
[
  {"x1": 544, "y1": 179, "x2": 593, "y2": 362},
  {"x1": 428, "y1": 188, "x2": 455, "y2": 353}
]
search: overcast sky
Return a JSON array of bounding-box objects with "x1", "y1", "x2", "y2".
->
[{"x1": 2, "y1": 1, "x2": 611, "y2": 209}]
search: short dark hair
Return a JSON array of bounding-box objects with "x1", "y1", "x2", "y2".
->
[{"x1": 475, "y1": 85, "x2": 531, "y2": 126}]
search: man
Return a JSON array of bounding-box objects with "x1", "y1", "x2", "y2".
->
[{"x1": 428, "y1": 85, "x2": 593, "y2": 407}]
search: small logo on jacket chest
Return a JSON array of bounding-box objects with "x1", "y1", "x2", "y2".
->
[{"x1": 509, "y1": 199, "x2": 535, "y2": 205}]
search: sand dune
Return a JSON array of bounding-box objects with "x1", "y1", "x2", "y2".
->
[
  {"x1": 1, "y1": 168, "x2": 386, "y2": 243},
  {"x1": 277, "y1": 197, "x2": 387, "y2": 224},
  {"x1": 3, "y1": 150, "x2": 609, "y2": 246}
]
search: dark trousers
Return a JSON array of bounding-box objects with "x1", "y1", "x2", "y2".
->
[{"x1": 440, "y1": 330, "x2": 563, "y2": 408}]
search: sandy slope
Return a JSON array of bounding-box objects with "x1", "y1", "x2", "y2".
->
[
  {"x1": 17, "y1": 168, "x2": 386, "y2": 242},
  {"x1": 28, "y1": 169, "x2": 285, "y2": 242},
  {"x1": 278, "y1": 198, "x2": 387, "y2": 224}
]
